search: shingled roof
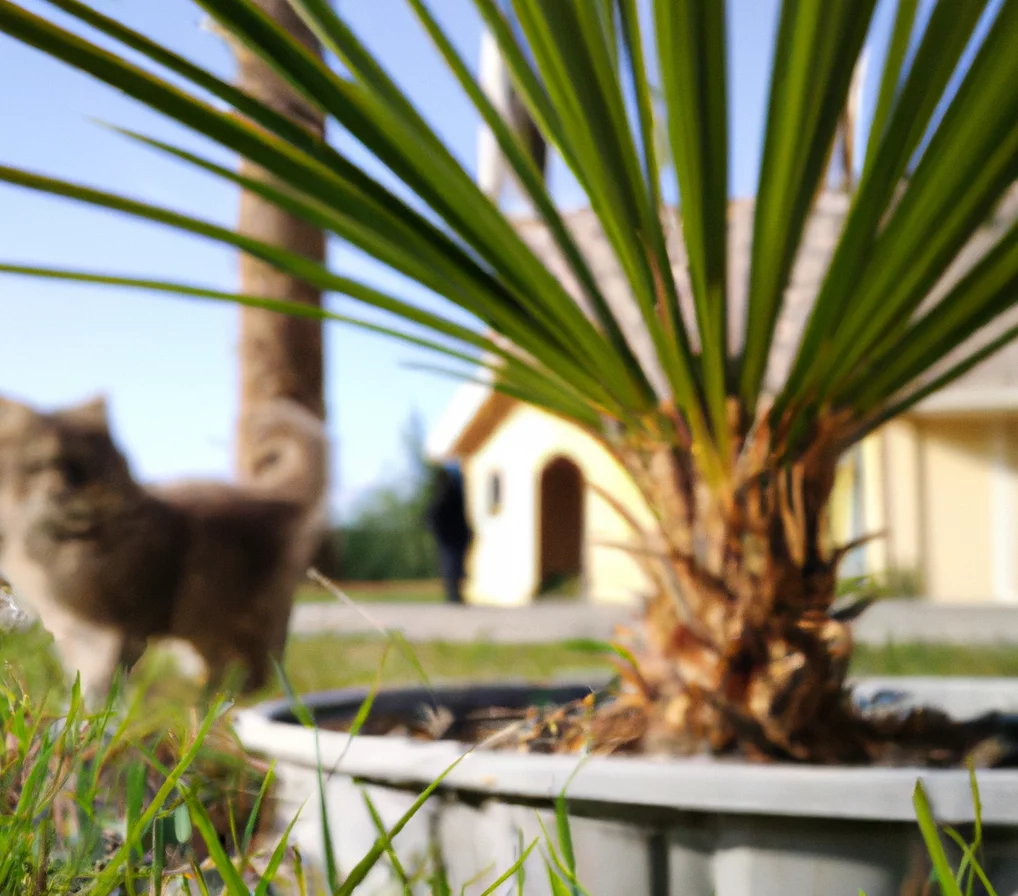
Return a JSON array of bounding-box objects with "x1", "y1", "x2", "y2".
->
[
  {"x1": 512, "y1": 186, "x2": 1018, "y2": 403},
  {"x1": 427, "y1": 186, "x2": 1018, "y2": 460}
]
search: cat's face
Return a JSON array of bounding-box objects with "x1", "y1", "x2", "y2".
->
[{"x1": 0, "y1": 396, "x2": 136, "y2": 538}]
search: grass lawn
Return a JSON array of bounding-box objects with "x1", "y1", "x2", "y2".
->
[
  {"x1": 4, "y1": 622, "x2": 1018, "y2": 707},
  {"x1": 0, "y1": 624, "x2": 607, "y2": 705},
  {"x1": 851, "y1": 641, "x2": 1018, "y2": 677},
  {"x1": 296, "y1": 579, "x2": 443, "y2": 604},
  {"x1": 279, "y1": 635, "x2": 606, "y2": 697},
  {"x1": 277, "y1": 638, "x2": 1018, "y2": 698},
  {"x1": 295, "y1": 573, "x2": 918, "y2": 605}
]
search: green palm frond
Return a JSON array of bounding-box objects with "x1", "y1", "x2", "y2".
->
[{"x1": 2, "y1": 0, "x2": 1018, "y2": 489}]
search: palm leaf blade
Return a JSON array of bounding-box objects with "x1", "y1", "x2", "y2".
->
[
  {"x1": 654, "y1": 0, "x2": 730, "y2": 454},
  {"x1": 739, "y1": 0, "x2": 877, "y2": 414},
  {"x1": 778, "y1": 0, "x2": 993, "y2": 419}
]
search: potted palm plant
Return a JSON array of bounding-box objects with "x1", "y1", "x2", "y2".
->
[{"x1": 5, "y1": 0, "x2": 1018, "y2": 891}]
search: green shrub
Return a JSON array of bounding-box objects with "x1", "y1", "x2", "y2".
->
[{"x1": 316, "y1": 413, "x2": 439, "y2": 583}]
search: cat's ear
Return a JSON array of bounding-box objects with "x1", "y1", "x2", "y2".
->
[
  {"x1": 0, "y1": 396, "x2": 33, "y2": 435},
  {"x1": 62, "y1": 395, "x2": 109, "y2": 429}
]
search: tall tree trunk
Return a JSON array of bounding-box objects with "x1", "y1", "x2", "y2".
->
[{"x1": 232, "y1": 0, "x2": 326, "y2": 473}]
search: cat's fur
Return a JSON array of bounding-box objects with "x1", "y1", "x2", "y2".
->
[{"x1": 0, "y1": 394, "x2": 327, "y2": 699}]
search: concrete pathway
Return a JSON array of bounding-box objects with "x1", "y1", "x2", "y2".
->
[
  {"x1": 851, "y1": 598, "x2": 1018, "y2": 646},
  {"x1": 289, "y1": 597, "x2": 1018, "y2": 645},
  {"x1": 290, "y1": 599, "x2": 631, "y2": 644}
]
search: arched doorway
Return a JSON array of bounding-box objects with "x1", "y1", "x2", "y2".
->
[{"x1": 537, "y1": 456, "x2": 584, "y2": 598}]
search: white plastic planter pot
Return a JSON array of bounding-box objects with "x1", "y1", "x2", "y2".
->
[{"x1": 234, "y1": 679, "x2": 1018, "y2": 896}]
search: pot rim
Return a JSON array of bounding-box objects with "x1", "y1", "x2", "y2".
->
[{"x1": 234, "y1": 676, "x2": 1018, "y2": 827}]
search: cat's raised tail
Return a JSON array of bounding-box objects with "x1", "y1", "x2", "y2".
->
[{"x1": 236, "y1": 397, "x2": 329, "y2": 515}]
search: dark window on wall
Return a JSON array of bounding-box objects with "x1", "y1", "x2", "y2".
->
[{"x1": 488, "y1": 471, "x2": 503, "y2": 515}]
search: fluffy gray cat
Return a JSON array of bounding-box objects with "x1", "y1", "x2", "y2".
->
[{"x1": 0, "y1": 394, "x2": 327, "y2": 700}]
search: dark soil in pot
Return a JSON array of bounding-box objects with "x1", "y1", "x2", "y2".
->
[
  {"x1": 258, "y1": 680, "x2": 1018, "y2": 769},
  {"x1": 262, "y1": 681, "x2": 601, "y2": 744}
]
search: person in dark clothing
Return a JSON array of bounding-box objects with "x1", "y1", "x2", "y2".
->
[{"x1": 425, "y1": 466, "x2": 473, "y2": 604}]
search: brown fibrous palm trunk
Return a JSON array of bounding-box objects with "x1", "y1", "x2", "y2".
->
[
  {"x1": 513, "y1": 406, "x2": 994, "y2": 766},
  {"x1": 233, "y1": 0, "x2": 326, "y2": 465},
  {"x1": 598, "y1": 406, "x2": 864, "y2": 763},
  {"x1": 227, "y1": 2, "x2": 330, "y2": 661}
]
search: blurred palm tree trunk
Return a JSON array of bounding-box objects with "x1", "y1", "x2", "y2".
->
[{"x1": 232, "y1": 0, "x2": 326, "y2": 473}]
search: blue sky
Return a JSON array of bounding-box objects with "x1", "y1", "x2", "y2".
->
[{"x1": 0, "y1": 0, "x2": 922, "y2": 516}]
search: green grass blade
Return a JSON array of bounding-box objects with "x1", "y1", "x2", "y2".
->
[
  {"x1": 126, "y1": 760, "x2": 148, "y2": 862},
  {"x1": 544, "y1": 858, "x2": 573, "y2": 896},
  {"x1": 189, "y1": 859, "x2": 214, "y2": 896},
  {"x1": 534, "y1": 812, "x2": 593, "y2": 896},
  {"x1": 361, "y1": 788, "x2": 411, "y2": 892},
  {"x1": 477, "y1": 837, "x2": 538, "y2": 896},
  {"x1": 459, "y1": 862, "x2": 497, "y2": 896},
  {"x1": 427, "y1": 837, "x2": 453, "y2": 896},
  {"x1": 560, "y1": 639, "x2": 640, "y2": 680},
  {"x1": 326, "y1": 641, "x2": 393, "y2": 775},
  {"x1": 91, "y1": 698, "x2": 228, "y2": 896},
  {"x1": 944, "y1": 824, "x2": 976, "y2": 896},
  {"x1": 913, "y1": 781, "x2": 963, "y2": 896},
  {"x1": 241, "y1": 760, "x2": 277, "y2": 859},
  {"x1": 969, "y1": 761, "x2": 983, "y2": 858},
  {"x1": 152, "y1": 811, "x2": 166, "y2": 896},
  {"x1": 253, "y1": 802, "x2": 307, "y2": 896},
  {"x1": 516, "y1": 828, "x2": 527, "y2": 896},
  {"x1": 942, "y1": 827, "x2": 997, "y2": 896},
  {"x1": 554, "y1": 792, "x2": 577, "y2": 894},
  {"x1": 271, "y1": 658, "x2": 341, "y2": 892},
  {"x1": 334, "y1": 748, "x2": 472, "y2": 896},
  {"x1": 180, "y1": 790, "x2": 251, "y2": 896},
  {"x1": 388, "y1": 631, "x2": 434, "y2": 694},
  {"x1": 292, "y1": 844, "x2": 307, "y2": 896},
  {"x1": 304, "y1": 572, "x2": 440, "y2": 700}
]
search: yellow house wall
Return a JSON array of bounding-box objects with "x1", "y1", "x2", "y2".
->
[
  {"x1": 860, "y1": 434, "x2": 889, "y2": 575},
  {"x1": 882, "y1": 420, "x2": 923, "y2": 578},
  {"x1": 1004, "y1": 419, "x2": 1018, "y2": 604},
  {"x1": 846, "y1": 421, "x2": 924, "y2": 584},
  {"x1": 462, "y1": 404, "x2": 655, "y2": 606},
  {"x1": 915, "y1": 416, "x2": 995, "y2": 602},
  {"x1": 461, "y1": 404, "x2": 1018, "y2": 606},
  {"x1": 834, "y1": 416, "x2": 1002, "y2": 602},
  {"x1": 828, "y1": 449, "x2": 856, "y2": 550}
]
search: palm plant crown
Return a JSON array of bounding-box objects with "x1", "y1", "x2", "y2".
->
[{"x1": 2, "y1": 0, "x2": 1018, "y2": 762}]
